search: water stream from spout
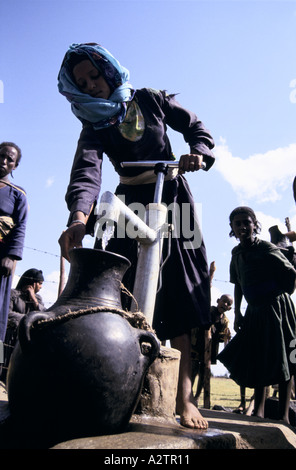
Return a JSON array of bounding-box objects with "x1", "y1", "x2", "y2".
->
[{"x1": 101, "y1": 222, "x2": 115, "y2": 250}]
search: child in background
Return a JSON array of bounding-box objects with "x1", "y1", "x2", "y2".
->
[
  {"x1": 210, "y1": 294, "x2": 232, "y2": 364},
  {"x1": 191, "y1": 294, "x2": 232, "y2": 403},
  {"x1": 218, "y1": 206, "x2": 296, "y2": 423}
]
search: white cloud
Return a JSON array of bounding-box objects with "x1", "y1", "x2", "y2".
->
[
  {"x1": 46, "y1": 177, "x2": 54, "y2": 188},
  {"x1": 214, "y1": 140, "x2": 296, "y2": 203}
]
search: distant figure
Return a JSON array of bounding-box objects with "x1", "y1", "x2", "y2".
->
[
  {"x1": 0, "y1": 142, "x2": 28, "y2": 345},
  {"x1": 1, "y1": 268, "x2": 45, "y2": 382},
  {"x1": 218, "y1": 206, "x2": 296, "y2": 423},
  {"x1": 210, "y1": 294, "x2": 232, "y2": 364},
  {"x1": 209, "y1": 260, "x2": 216, "y2": 287},
  {"x1": 269, "y1": 225, "x2": 296, "y2": 269},
  {"x1": 191, "y1": 294, "x2": 232, "y2": 402}
]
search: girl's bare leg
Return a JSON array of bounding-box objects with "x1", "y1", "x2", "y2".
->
[
  {"x1": 235, "y1": 386, "x2": 246, "y2": 412},
  {"x1": 253, "y1": 386, "x2": 266, "y2": 418},
  {"x1": 171, "y1": 332, "x2": 208, "y2": 429},
  {"x1": 278, "y1": 377, "x2": 293, "y2": 424}
]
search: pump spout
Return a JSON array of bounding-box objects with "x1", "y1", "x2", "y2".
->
[
  {"x1": 94, "y1": 191, "x2": 157, "y2": 244},
  {"x1": 94, "y1": 191, "x2": 169, "y2": 324}
]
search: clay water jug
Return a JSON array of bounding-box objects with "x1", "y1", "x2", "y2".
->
[{"x1": 7, "y1": 248, "x2": 159, "y2": 447}]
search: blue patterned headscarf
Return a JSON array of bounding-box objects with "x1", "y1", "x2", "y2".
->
[{"x1": 58, "y1": 43, "x2": 135, "y2": 129}]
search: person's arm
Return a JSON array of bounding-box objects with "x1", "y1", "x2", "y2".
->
[
  {"x1": 160, "y1": 91, "x2": 215, "y2": 170},
  {"x1": 59, "y1": 126, "x2": 103, "y2": 260},
  {"x1": 7, "y1": 291, "x2": 25, "y2": 327},
  {"x1": 233, "y1": 283, "x2": 244, "y2": 332},
  {"x1": 8, "y1": 189, "x2": 28, "y2": 261},
  {"x1": 21, "y1": 285, "x2": 46, "y2": 311},
  {"x1": 35, "y1": 293, "x2": 46, "y2": 312},
  {"x1": 65, "y1": 125, "x2": 104, "y2": 219},
  {"x1": 0, "y1": 190, "x2": 28, "y2": 277},
  {"x1": 0, "y1": 256, "x2": 16, "y2": 277},
  {"x1": 58, "y1": 213, "x2": 88, "y2": 261},
  {"x1": 229, "y1": 249, "x2": 244, "y2": 332}
]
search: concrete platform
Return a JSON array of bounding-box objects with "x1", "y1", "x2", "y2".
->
[
  {"x1": 52, "y1": 412, "x2": 296, "y2": 450},
  {"x1": 1, "y1": 381, "x2": 295, "y2": 450}
]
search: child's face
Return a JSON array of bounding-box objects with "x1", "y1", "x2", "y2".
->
[
  {"x1": 231, "y1": 213, "x2": 255, "y2": 245},
  {"x1": 217, "y1": 295, "x2": 233, "y2": 313}
]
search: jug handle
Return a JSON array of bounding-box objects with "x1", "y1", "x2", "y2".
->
[
  {"x1": 138, "y1": 331, "x2": 160, "y2": 365},
  {"x1": 18, "y1": 311, "x2": 52, "y2": 353}
]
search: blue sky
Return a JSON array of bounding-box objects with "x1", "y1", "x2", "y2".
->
[{"x1": 1, "y1": 0, "x2": 296, "y2": 375}]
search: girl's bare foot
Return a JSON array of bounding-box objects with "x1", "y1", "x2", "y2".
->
[
  {"x1": 278, "y1": 417, "x2": 290, "y2": 425},
  {"x1": 171, "y1": 333, "x2": 208, "y2": 430},
  {"x1": 179, "y1": 401, "x2": 208, "y2": 429},
  {"x1": 233, "y1": 401, "x2": 246, "y2": 414}
]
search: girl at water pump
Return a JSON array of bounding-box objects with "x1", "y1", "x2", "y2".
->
[
  {"x1": 57, "y1": 43, "x2": 215, "y2": 429},
  {"x1": 218, "y1": 206, "x2": 296, "y2": 423}
]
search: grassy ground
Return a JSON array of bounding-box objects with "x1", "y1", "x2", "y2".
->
[{"x1": 193, "y1": 376, "x2": 255, "y2": 410}]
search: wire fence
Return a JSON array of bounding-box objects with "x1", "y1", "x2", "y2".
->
[{"x1": 24, "y1": 244, "x2": 235, "y2": 286}]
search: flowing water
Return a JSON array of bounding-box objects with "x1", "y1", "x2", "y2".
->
[{"x1": 101, "y1": 222, "x2": 115, "y2": 250}]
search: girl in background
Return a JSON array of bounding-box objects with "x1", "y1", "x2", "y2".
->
[
  {"x1": 218, "y1": 206, "x2": 296, "y2": 423},
  {"x1": 1, "y1": 268, "x2": 45, "y2": 382}
]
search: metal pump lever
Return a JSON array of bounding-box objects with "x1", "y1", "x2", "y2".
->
[{"x1": 121, "y1": 160, "x2": 206, "y2": 204}]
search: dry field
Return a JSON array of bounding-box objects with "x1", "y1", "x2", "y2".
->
[{"x1": 193, "y1": 376, "x2": 255, "y2": 410}]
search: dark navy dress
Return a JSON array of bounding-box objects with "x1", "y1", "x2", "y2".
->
[
  {"x1": 65, "y1": 88, "x2": 215, "y2": 340},
  {"x1": 0, "y1": 183, "x2": 28, "y2": 340},
  {"x1": 218, "y1": 239, "x2": 296, "y2": 387}
]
